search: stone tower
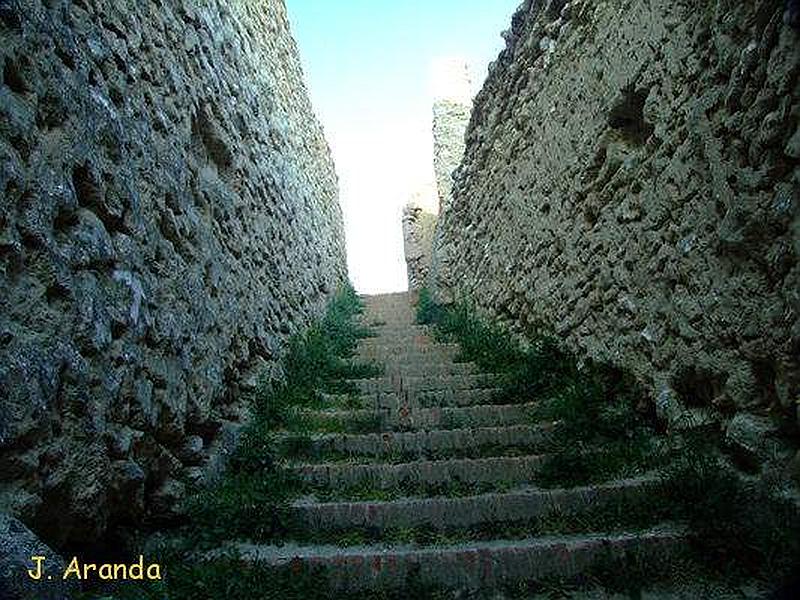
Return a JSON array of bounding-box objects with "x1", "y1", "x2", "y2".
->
[
  {"x1": 403, "y1": 59, "x2": 472, "y2": 292},
  {"x1": 402, "y1": 192, "x2": 438, "y2": 291},
  {"x1": 428, "y1": 59, "x2": 472, "y2": 300},
  {"x1": 432, "y1": 58, "x2": 472, "y2": 214}
]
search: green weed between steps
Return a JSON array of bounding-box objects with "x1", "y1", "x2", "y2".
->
[
  {"x1": 417, "y1": 288, "x2": 573, "y2": 403},
  {"x1": 417, "y1": 288, "x2": 661, "y2": 487},
  {"x1": 660, "y1": 433, "x2": 800, "y2": 581},
  {"x1": 269, "y1": 490, "x2": 672, "y2": 548},
  {"x1": 280, "y1": 409, "x2": 383, "y2": 434},
  {"x1": 416, "y1": 287, "x2": 800, "y2": 588},
  {"x1": 274, "y1": 440, "x2": 548, "y2": 465},
  {"x1": 305, "y1": 476, "x2": 519, "y2": 503}
]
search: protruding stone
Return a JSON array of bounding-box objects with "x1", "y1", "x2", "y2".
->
[
  {"x1": 725, "y1": 413, "x2": 788, "y2": 466},
  {"x1": 149, "y1": 478, "x2": 186, "y2": 522},
  {"x1": 110, "y1": 460, "x2": 145, "y2": 521},
  {"x1": 788, "y1": 450, "x2": 800, "y2": 485},
  {"x1": 178, "y1": 435, "x2": 204, "y2": 466}
]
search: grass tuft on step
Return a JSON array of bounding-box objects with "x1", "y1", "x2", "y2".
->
[
  {"x1": 187, "y1": 284, "x2": 379, "y2": 540},
  {"x1": 661, "y1": 433, "x2": 800, "y2": 581},
  {"x1": 417, "y1": 288, "x2": 571, "y2": 402},
  {"x1": 416, "y1": 288, "x2": 661, "y2": 488}
]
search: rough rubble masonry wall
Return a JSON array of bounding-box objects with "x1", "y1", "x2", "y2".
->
[
  {"x1": 404, "y1": 61, "x2": 471, "y2": 291},
  {"x1": 428, "y1": 98, "x2": 471, "y2": 300},
  {"x1": 434, "y1": 0, "x2": 800, "y2": 431},
  {"x1": 433, "y1": 99, "x2": 472, "y2": 215},
  {"x1": 0, "y1": 0, "x2": 347, "y2": 545},
  {"x1": 402, "y1": 100, "x2": 470, "y2": 291},
  {"x1": 402, "y1": 202, "x2": 437, "y2": 290}
]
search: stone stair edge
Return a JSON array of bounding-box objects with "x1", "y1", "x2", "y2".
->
[{"x1": 218, "y1": 523, "x2": 688, "y2": 563}]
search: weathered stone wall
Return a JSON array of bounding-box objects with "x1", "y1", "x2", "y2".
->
[
  {"x1": 403, "y1": 69, "x2": 471, "y2": 293},
  {"x1": 433, "y1": 99, "x2": 472, "y2": 215},
  {"x1": 0, "y1": 0, "x2": 346, "y2": 545},
  {"x1": 402, "y1": 203, "x2": 437, "y2": 291},
  {"x1": 434, "y1": 0, "x2": 800, "y2": 435},
  {"x1": 427, "y1": 98, "x2": 471, "y2": 299}
]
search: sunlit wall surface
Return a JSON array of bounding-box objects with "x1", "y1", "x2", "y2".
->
[{"x1": 286, "y1": 0, "x2": 520, "y2": 293}]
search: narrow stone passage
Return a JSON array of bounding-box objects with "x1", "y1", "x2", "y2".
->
[{"x1": 226, "y1": 293, "x2": 689, "y2": 596}]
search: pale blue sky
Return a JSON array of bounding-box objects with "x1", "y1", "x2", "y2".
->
[{"x1": 286, "y1": 1, "x2": 520, "y2": 293}]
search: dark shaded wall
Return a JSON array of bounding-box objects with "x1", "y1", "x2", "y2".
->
[{"x1": 0, "y1": 0, "x2": 346, "y2": 544}]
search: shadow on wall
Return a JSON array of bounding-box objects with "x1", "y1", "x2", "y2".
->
[{"x1": 0, "y1": 0, "x2": 346, "y2": 555}]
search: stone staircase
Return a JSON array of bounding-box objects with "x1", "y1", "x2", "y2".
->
[{"x1": 219, "y1": 292, "x2": 690, "y2": 596}]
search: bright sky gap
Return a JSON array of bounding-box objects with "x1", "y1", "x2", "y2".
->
[{"x1": 286, "y1": 0, "x2": 521, "y2": 293}]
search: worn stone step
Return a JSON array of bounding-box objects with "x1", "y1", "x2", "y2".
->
[
  {"x1": 346, "y1": 373, "x2": 498, "y2": 394},
  {"x1": 356, "y1": 346, "x2": 460, "y2": 360},
  {"x1": 367, "y1": 339, "x2": 436, "y2": 348},
  {"x1": 356, "y1": 337, "x2": 461, "y2": 356},
  {"x1": 359, "y1": 324, "x2": 431, "y2": 336},
  {"x1": 224, "y1": 527, "x2": 687, "y2": 593},
  {"x1": 292, "y1": 455, "x2": 546, "y2": 490},
  {"x1": 351, "y1": 377, "x2": 399, "y2": 393},
  {"x1": 363, "y1": 337, "x2": 436, "y2": 347},
  {"x1": 367, "y1": 327, "x2": 431, "y2": 337},
  {"x1": 360, "y1": 293, "x2": 414, "y2": 307},
  {"x1": 412, "y1": 387, "x2": 505, "y2": 407},
  {"x1": 276, "y1": 424, "x2": 554, "y2": 461},
  {"x1": 385, "y1": 362, "x2": 477, "y2": 377},
  {"x1": 301, "y1": 402, "x2": 538, "y2": 432},
  {"x1": 289, "y1": 477, "x2": 659, "y2": 533},
  {"x1": 320, "y1": 388, "x2": 507, "y2": 411},
  {"x1": 356, "y1": 314, "x2": 416, "y2": 326},
  {"x1": 349, "y1": 374, "x2": 500, "y2": 394},
  {"x1": 389, "y1": 402, "x2": 539, "y2": 430},
  {"x1": 399, "y1": 373, "x2": 500, "y2": 392},
  {"x1": 359, "y1": 354, "x2": 462, "y2": 367},
  {"x1": 345, "y1": 362, "x2": 476, "y2": 380}
]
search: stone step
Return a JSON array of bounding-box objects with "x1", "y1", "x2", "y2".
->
[
  {"x1": 292, "y1": 455, "x2": 546, "y2": 490},
  {"x1": 358, "y1": 353, "x2": 462, "y2": 367},
  {"x1": 352, "y1": 378, "x2": 398, "y2": 394},
  {"x1": 359, "y1": 324, "x2": 431, "y2": 336},
  {"x1": 390, "y1": 402, "x2": 539, "y2": 430},
  {"x1": 224, "y1": 527, "x2": 688, "y2": 594},
  {"x1": 289, "y1": 477, "x2": 658, "y2": 533},
  {"x1": 363, "y1": 337, "x2": 436, "y2": 347},
  {"x1": 347, "y1": 373, "x2": 498, "y2": 394},
  {"x1": 360, "y1": 293, "x2": 414, "y2": 307},
  {"x1": 351, "y1": 373, "x2": 500, "y2": 394},
  {"x1": 320, "y1": 388, "x2": 507, "y2": 411},
  {"x1": 400, "y1": 373, "x2": 499, "y2": 392},
  {"x1": 357, "y1": 339, "x2": 458, "y2": 350},
  {"x1": 302, "y1": 402, "x2": 538, "y2": 432},
  {"x1": 357, "y1": 312, "x2": 416, "y2": 324},
  {"x1": 356, "y1": 346, "x2": 460, "y2": 360},
  {"x1": 276, "y1": 424, "x2": 554, "y2": 461},
  {"x1": 412, "y1": 387, "x2": 506, "y2": 407},
  {"x1": 384, "y1": 362, "x2": 477, "y2": 377},
  {"x1": 367, "y1": 338, "x2": 434, "y2": 346}
]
